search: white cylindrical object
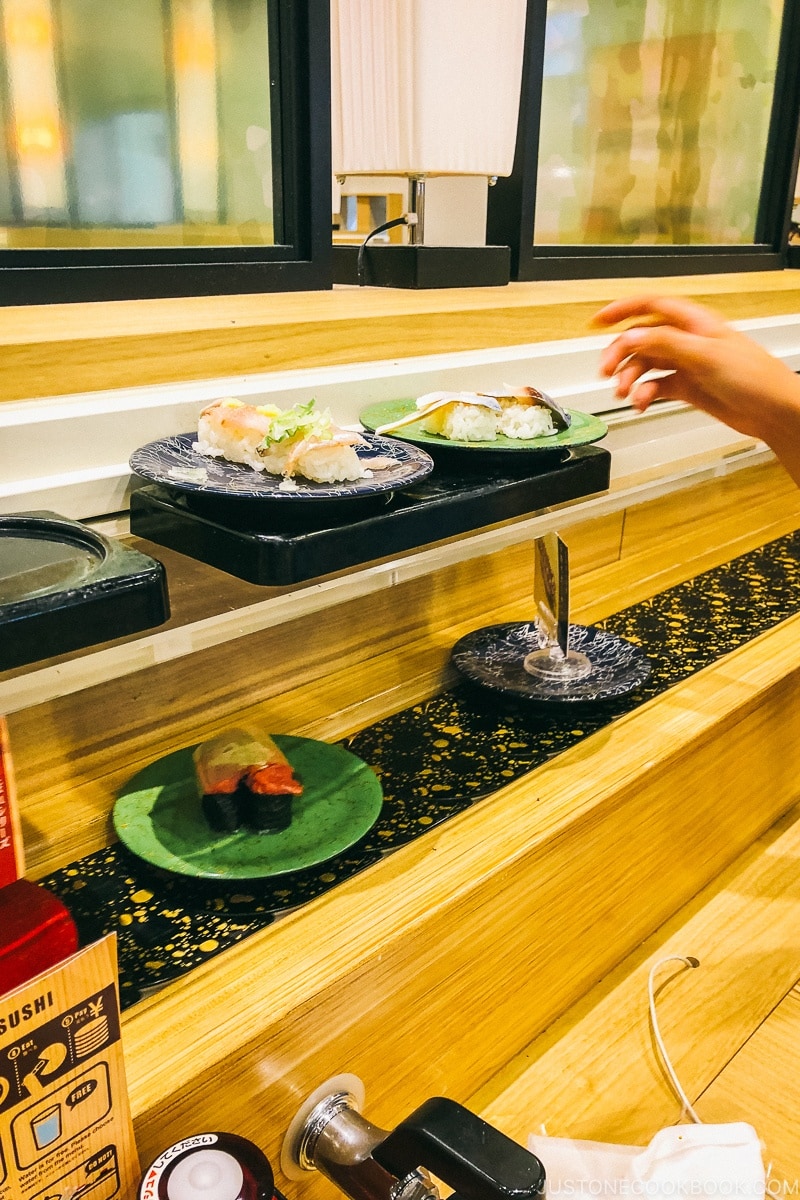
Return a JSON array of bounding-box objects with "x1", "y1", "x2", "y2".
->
[
  {"x1": 331, "y1": 0, "x2": 528, "y2": 177},
  {"x1": 167, "y1": 1149, "x2": 243, "y2": 1200}
]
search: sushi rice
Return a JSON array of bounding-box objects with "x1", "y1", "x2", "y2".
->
[
  {"x1": 291, "y1": 441, "x2": 365, "y2": 483},
  {"x1": 497, "y1": 401, "x2": 556, "y2": 439},
  {"x1": 420, "y1": 403, "x2": 499, "y2": 441},
  {"x1": 418, "y1": 397, "x2": 556, "y2": 441}
]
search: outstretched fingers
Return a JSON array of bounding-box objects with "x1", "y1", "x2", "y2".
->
[
  {"x1": 628, "y1": 377, "x2": 664, "y2": 412},
  {"x1": 593, "y1": 294, "x2": 726, "y2": 336},
  {"x1": 599, "y1": 325, "x2": 712, "y2": 380},
  {"x1": 612, "y1": 355, "x2": 670, "y2": 401}
]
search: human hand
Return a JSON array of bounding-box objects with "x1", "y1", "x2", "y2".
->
[{"x1": 593, "y1": 294, "x2": 800, "y2": 446}]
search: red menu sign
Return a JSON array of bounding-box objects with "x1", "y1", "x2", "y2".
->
[{"x1": 0, "y1": 719, "x2": 24, "y2": 889}]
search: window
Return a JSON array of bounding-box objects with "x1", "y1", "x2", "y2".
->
[
  {"x1": 3, "y1": 0, "x2": 800, "y2": 300},
  {"x1": 488, "y1": 0, "x2": 800, "y2": 279},
  {"x1": 0, "y1": 0, "x2": 331, "y2": 302}
]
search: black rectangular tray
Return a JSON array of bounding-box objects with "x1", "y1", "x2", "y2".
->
[
  {"x1": 129, "y1": 444, "x2": 611, "y2": 585},
  {"x1": 0, "y1": 511, "x2": 169, "y2": 670}
]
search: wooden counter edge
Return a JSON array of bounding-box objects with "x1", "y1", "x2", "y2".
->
[
  {"x1": 4, "y1": 271, "x2": 800, "y2": 401},
  {"x1": 7, "y1": 271, "x2": 800, "y2": 342}
]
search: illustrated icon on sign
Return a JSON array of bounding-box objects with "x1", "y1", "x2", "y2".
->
[
  {"x1": 30, "y1": 1102, "x2": 61, "y2": 1150},
  {"x1": 23, "y1": 1042, "x2": 69, "y2": 1097},
  {"x1": 36, "y1": 1043, "x2": 68, "y2": 1077},
  {"x1": 73, "y1": 1017, "x2": 109, "y2": 1058}
]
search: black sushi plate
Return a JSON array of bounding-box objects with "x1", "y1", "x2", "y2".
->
[
  {"x1": 129, "y1": 444, "x2": 611, "y2": 585},
  {"x1": 0, "y1": 511, "x2": 170, "y2": 671}
]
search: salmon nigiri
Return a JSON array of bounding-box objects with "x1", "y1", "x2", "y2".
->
[{"x1": 193, "y1": 728, "x2": 303, "y2": 834}]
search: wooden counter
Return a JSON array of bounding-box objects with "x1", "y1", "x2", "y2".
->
[
  {"x1": 477, "y1": 800, "x2": 800, "y2": 1181},
  {"x1": 7, "y1": 454, "x2": 800, "y2": 1193},
  {"x1": 5, "y1": 269, "x2": 800, "y2": 401},
  {"x1": 7, "y1": 268, "x2": 800, "y2": 1193},
  {"x1": 115, "y1": 456, "x2": 800, "y2": 1191}
]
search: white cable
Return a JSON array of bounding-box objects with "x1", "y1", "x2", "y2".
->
[{"x1": 648, "y1": 954, "x2": 702, "y2": 1124}]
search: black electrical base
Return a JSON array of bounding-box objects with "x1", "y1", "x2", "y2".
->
[{"x1": 333, "y1": 243, "x2": 511, "y2": 288}]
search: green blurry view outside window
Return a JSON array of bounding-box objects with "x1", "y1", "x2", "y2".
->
[
  {"x1": 0, "y1": 0, "x2": 274, "y2": 248},
  {"x1": 535, "y1": 0, "x2": 785, "y2": 246}
]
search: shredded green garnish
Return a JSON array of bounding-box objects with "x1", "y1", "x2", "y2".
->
[{"x1": 259, "y1": 399, "x2": 334, "y2": 448}]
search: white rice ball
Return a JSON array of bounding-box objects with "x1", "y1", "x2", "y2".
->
[
  {"x1": 421, "y1": 403, "x2": 499, "y2": 441},
  {"x1": 499, "y1": 403, "x2": 556, "y2": 439},
  {"x1": 294, "y1": 444, "x2": 366, "y2": 483},
  {"x1": 193, "y1": 422, "x2": 267, "y2": 471},
  {"x1": 257, "y1": 441, "x2": 295, "y2": 474}
]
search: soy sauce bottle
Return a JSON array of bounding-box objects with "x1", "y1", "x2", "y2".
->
[{"x1": 138, "y1": 1132, "x2": 274, "y2": 1200}]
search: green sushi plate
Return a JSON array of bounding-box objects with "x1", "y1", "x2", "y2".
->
[
  {"x1": 359, "y1": 399, "x2": 607, "y2": 452},
  {"x1": 113, "y1": 735, "x2": 383, "y2": 880}
]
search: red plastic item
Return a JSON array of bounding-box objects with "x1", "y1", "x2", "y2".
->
[
  {"x1": 0, "y1": 878, "x2": 79, "y2": 996},
  {"x1": 0, "y1": 718, "x2": 24, "y2": 887}
]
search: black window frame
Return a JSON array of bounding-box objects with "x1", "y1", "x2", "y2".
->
[
  {"x1": 0, "y1": 0, "x2": 332, "y2": 304},
  {"x1": 488, "y1": 0, "x2": 800, "y2": 281}
]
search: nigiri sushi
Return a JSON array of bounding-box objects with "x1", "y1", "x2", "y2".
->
[
  {"x1": 375, "y1": 392, "x2": 501, "y2": 441},
  {"x1": 194, "y1": 398, "x2": 371, "y2": 483},
  {"x1": 193, "y1": 398, "x2": 278, "y2": 470},
  {"x1": 374, "y1": 386, "x2": 570, "y2": 443},
  {"x1": 193, "y1": 728, "x2": 303, "y2": 834},
  {"x1": 486, "y1": 386, "x2": 571, "y2": 437}
]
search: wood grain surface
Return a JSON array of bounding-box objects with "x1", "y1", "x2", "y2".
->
[
  {"x1": 472, "y1": 802, "x2": 800, "y2": 1173},
  {"x1": 4, "y1": 271, "x2": 800, "y2": 400},
  {"x1": 121, "y1": 612, "x2": 800, "y2": 1192},
  {"x1": 700, "y1": 978, "x2": 800, "y2": 1184},
  {"x1": 10, "y1": 459, "x2": 800, "y2": 879},
  {"x1": 6, "y1": 453, "x2": 800, "y2": 1189}
]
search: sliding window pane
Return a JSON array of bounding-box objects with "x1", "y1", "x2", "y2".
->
[
  {"x1": 1, "y1": 0, "x2": 68, "y2": 225},
  {"x1": 535, "y1": 0, "x2": 785, "y2": 246},
  {"x1": 0, "y1": 41, "x2": 16, "y2": 223},
  {"x1": 58, "y1": 0, "x2": 175, "y2": 230},
  {"x1": 216, "y1": 0, "x2": 274, "y2": 240},
  {"x1": 0, "y1": 0, "x2": 275, "y2": 248}
]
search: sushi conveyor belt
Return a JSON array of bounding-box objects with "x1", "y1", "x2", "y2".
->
[{"x1": 45, "y1": 529, "x2": 800, "y2": 1008}]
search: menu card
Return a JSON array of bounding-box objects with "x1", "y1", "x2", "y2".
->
[
  {"x1": 0, "y1": 719, "x2": 23, "y2": 888},
  {"x1": 0, "y1": 935, "x2": 140, "y2": 1200}
]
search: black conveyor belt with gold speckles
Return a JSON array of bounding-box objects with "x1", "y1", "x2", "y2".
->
[{"x1": 43, "y1": 530, "x2": 800, "y2": 1007}]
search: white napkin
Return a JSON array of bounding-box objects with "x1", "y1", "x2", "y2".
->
[{"x1": 528, "y1": 1122, "x2": 765, "y2": 1198}]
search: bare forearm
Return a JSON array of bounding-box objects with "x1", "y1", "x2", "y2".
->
[{"x1": 757, "y1": 376, "x2": 800, "y2": 487}]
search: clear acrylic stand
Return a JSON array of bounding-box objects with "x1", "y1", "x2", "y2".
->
[
  {"x1": 524, "y1": 532, "x2": 592, "y2": 683},
  {"x1": 450, "y1": 531, "x2": 652, "y2": 704}
]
